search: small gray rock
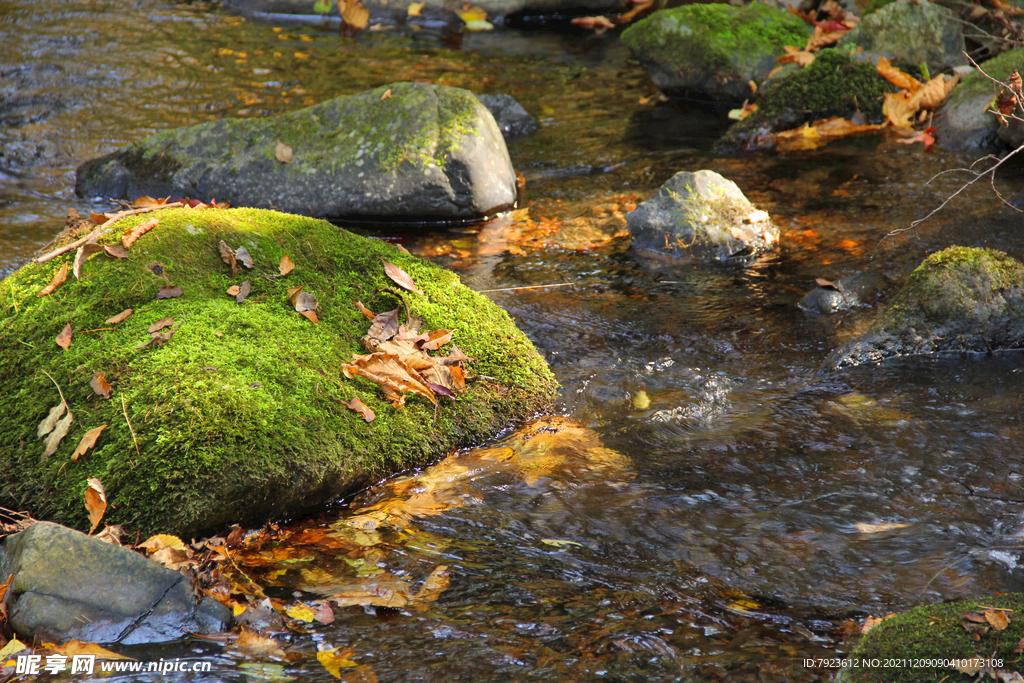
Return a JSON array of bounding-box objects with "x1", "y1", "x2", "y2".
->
[
  {"x1": 475, "y1": 94, "x2": 538, "y2": 140},
  {"x1": 626, "y1": 170, "x2": 779, "y2": 261},
  {"x1": 800, "y1": 272, "x2": 889, "y2": 315},
  {"x1": 0, "y1": 522, "x2": 230, "y2": 644}
]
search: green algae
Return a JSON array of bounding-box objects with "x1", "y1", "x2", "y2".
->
[{"x1": 0, "y1": 208, "x2": 557, "y2": 537}]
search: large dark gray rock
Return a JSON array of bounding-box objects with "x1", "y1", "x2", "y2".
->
[
  {"x1": 620, "y1": 3, "x2": 811, "y2": 102},
  {"x1": 476, "y1": 94, "x2": 538, "y2": 140},
  {"x1": 825, "y1": 247, "x2": 1024, "y2": 369},
  {"x1": 838, "y1": 0, "x2": 966, "y2": 74},
  {"x1": 0, "y1": 522, "x2": 230, "y2": 644},
  {"x1": 626, "y1": 170, "x2": 779, "y2": 261},
  {"x1": 934, "y1": 48, "x2": 1024, "y2": 153},
  {"x1": 76, "y1": 83, "x2": 517, "y2": 223}
]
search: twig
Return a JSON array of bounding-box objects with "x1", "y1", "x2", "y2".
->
[
  {"x1": 34, "y1": 202, "x2": 185, "y2": 264},
  {"x1": 41, "y1": 368, "x2": 68, "y2": 407},
  {"x1": 122, "y1": 394, "x2": 141, "y2": 460},
  {"x1": 475, "y1": 282, "x2": 576, "y2": 293}
]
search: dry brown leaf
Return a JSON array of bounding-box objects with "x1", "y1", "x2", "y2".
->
[
  {"x1": 131, "y1": 195, "x2": 167, "y2": 208},
  {"x1": 136, "y1": 329, "x2": 174, "y2": 350},
  {"x1": 777, "y1": 45, "x2": 815, "y2": 67},
  {"x1": 342, "y1": 353, "x2": 436, "y2": 406},
  {"x1": 293, "y1": 291, "x2": 318, "y2": 312},
  {"x1": 236, "y1": 246, "x2": 253, "y2": 268},
  {"x1": 38, "y1": 401, "x2": 67, "y2": 438},
  {"x1": 353, "y1": 301, "x2": 376, "y2": 321},
  {"x1": 440, "y1": 345, "x2": 474, "y2": 366},
  {"x1": 56, "y1": 322, "x2": 73, "y2": 350},
  {"x1": 148, "y1": 317, "x2": 174, "y2": 334},
  {"x1": 85, "y1": 477, "x2": 106, "y2": 534},
  {"x1": 121, "y1": 217, "x2": 158, "y2": 249},
  {"x1": 381, "y1": 88, "x2": 393, "y2": 101},
  {"x1": 235, "y1": 629, "x2": 286, "y2": 660},
  {"x1": 363, "y1": 308, "x2": 400, "y2": 348},
  {"x1": 236, "y1": 280, "x2": 251, "y2": 304},
  {"x1": 41, "y1": 411, "x2": 73, "y2": 460},
  {"x1": 157, "y1": 285, "x2": 183, "y2": 299},
  {"x1": 71, "y1": 424, "x2": 106, "y2": 462},
  {"x1": 38, "y1": 262, "x2": 69, "y2": 297},
  {"x1": 90, "y1": 371, "x2": 112, "y2": 399},
  {"x1": 908, "y1": 73, "x2": 960, "y2": 111},
  {"x1": 103, "y1": 244, "x2": 128, "y2": 259},
  {"x1": 804, "y1": 25, "x2": 847, "y2": 52},
  {"x1": 73, "y1": 243, "x2": 104, "y2": 279},
  {"x1": 279, "y1": 254, "x2": 295, "y2": 276},
  {"x1": 275, "y1": 141, "x2": 293, "y2": 163},
  {"x1": 986, "y1": 608, "x2": 1011, "y2": 631},
  {"x1": 105, "y1": 308, "x2": 133, "y2": 324},
  {"x1": 382, "y1": 259, "x2": 425, "y2": 296},
  {"x1": 300, "y1": 310, "x2": 320, "y2": 324},
  {"x1": 314, "y1": 600, "x2": 335, "y2": 624},
  {"x1": 90, "y1": 212, "x2": 110, "y2": 226},
  {"x1": 875, "y1": 55, "x2": 922, "y2": 93},
  {"x1": 343, "y1": 396, "x2": 376, "y2": 422},
  {"x1": 421, "y1": 363, "x2": 465, "y2": 395},
  {"x1": 51, "y1": 639, "x2": 133, "y2": 661},
  {"x1": 418, "y1": 329, "x2": 452, "y2": 351},
  {"x1": 571, "y1": 15, "x2": 616, "y2": 29},
  {"x1": 227, "y1": 285, "x2": 241, "y2": 296},
  {"x1": 776, "y1": 117, "x2": 885, "y2": 151},
  {"x1": 218, "y1": 240, "x2": 238, "y2": 277},
  {"x1": 883, "y1": 91, "x2": 915, "y2": 128},
  {"x1": 340, "y1": 0, "x2": 369, "y2": 30}
]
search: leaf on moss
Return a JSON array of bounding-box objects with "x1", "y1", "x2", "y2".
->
[
  {"x1": 353, "y1": 301, "x2": 376, "y2": 321},
  {"x1": 90, "y1": 212, "x2": 110, "y2": 226},
  {"x1": 382, "y1": 259, "x2": 424, "y2": 296},
  {"x1": 342, "y1": 396, "x2": 376, "y2": 422},
  {"x1": 38, "y1": 401, "x2": 67, "y2": 438},
  {"x1": 985, "y1": 608, "x2": 1011, "y2": 631},
  {"x1": 301, "y1": 310, "x2": 320, "y2": 324},
  {"x1": 41, "y1": 410, "x2": 73, "y2": 460},
  {"x1": 342, "y1": 353, "x2": 436, "y2": 407},
  {"x1": 103, "y1": 244, "x2": 128, "y2": 259},
  {"x1": 148, "y1": 317, "x2": 174, "y2": 334},
  {"x1": 38, "y1": 263, "x2": 69, "y2": 297},
  {"x1": 90, "y1": 371, "x2": 112, "y2": 399},
  {"x1": 417, "y1": 329, "x2": 452, "y2": 351},
  {"x1": 236, "y1": 280, "x2": 251, "y2": 304},
  {"x1": 279, "y1": 254, "x2": 295, "y2": 276},
  {"x1": 421, "y1": 363, "x2": 465, "y2": 395},
  {"x1": 105, "y1": 308, "x2": 133, "y2": 324},
  {"x1": 363, "y1": 308, "x2": 401, "y2": 349},
  {"x1": 136, "y1": 329, "x2": 174, "y2": 350},
  {"x1": 157, "y1": 285, "x2": 183, "y2": 300},
  {"x1": 227, "y1": 285, "x2": 241, "y2": 296},
  {"x1": 218, "y1": 240, "x2": 238, "y2": 277},
  {"x1": 438, "y1": 345, "x2": 474, "y2": 366},
  {"x1": 71, "y1": 424, "x2": 106, "y2": 462},
  {"x1": 131, "y1": 195, "x2": 169, "y2": 208},
  {"x1": 908, "y1": 73, "x2": 960, "y2": 111},
  {"x1": 121, "y1": 217, "x2": 159, "y2": 249},
  {"x1": 777, "y1": 45, "x2": 815, "y2": 67},
  {"x1": 235, "y1": 246, "x2": 254, "y2": 269},
  {"x1": 56, "y1": 323, "x2": 73, "y2": 350},
  {"x1": 85, "y1": 477, "x2": 106, "y2": 534},
  {"x1": 73, "y1": 243, "x2": 105, "y2": 279},
  {"x1": 293, "y1": 291, "x2": 318, "y2": 312}
]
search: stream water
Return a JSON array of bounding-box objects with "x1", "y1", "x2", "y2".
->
[{"x1": 4, "y1": 0, "x2": 1024, "y2": 680}]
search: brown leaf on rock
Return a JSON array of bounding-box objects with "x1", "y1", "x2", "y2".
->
[
  {"x1": 219, "y1": 240, "x2": 238, "y2": 277},
  {"x1": 343, "y1": 396, "x2": 376, "y2": 422},
  {"x1": 105, "y1": 308, "x2": 133, "y2": 325},
  {"x1": 103, "y1": 244, "x2": 128, "y2": 259},
  {"x1": 71, "y1": 424, "x2": 106, "y2": 462},
  {"x1": 876, "y1": 55, "x2": 922, "y2": 92},
  {"x1": 342, "y1": 353, "x2": 436, "y2": 406},
  {"x1": 56, "y1": 323, "x2": 73, "y2": 349},
  {"x1": 157, "y1": 285, "x2": 183, "y2": 300},
  {"x1": 148, "y1": 317, "x2": 174, "y2": 334},
  {"x1": 90, "y1": 371, "x2": 112, "y2": 399},
  {"x1": 121, "y1": 217, "x2": 158, "y2": 249},
  {"x1": 353, "y1": 301, "x2": 376, "y2": 321},
  {"x1": 275, "y1": 141, "x2": 293, "y2": 163},
  {"x1": 884, "y1": 91, "x2": 915, "y2": 129},
  {"x1": 38, "y1": 401, "x2": 67, "y2": 438},
  {"x1": 85, "y1": 478, "x2": 106, "y2": 534},
  {"x1": 41, "y1": 411, "x2": 73, "y2": 460},
  {"x1": 73, "y1": 243, "x2": 105, "y2": 279},
  {"x1": 38, "y1": 263, "x2": 69, "y2": 297},
  {"x1": 279, "y1": 254, "x2": 295, "y2": 276},
  {"x1": 908, "y1": 73, "x2": 960, "y2": 111},
  {"x1": 90, "y1": 212, "x2": 110, "y2": 226},
  {"x1": 236, "y1": 280, "x2": 251, "y2": 304},
  {"x1": 382, "y1": 259, "x2": 425, "y2": 296},
  {"x1": 363, "y1": 308, "x2": 400, "y2": 349}
]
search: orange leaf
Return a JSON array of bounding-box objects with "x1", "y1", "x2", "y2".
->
[
  {"x1": 884, "y1": 91, "x2": 915, "y2": 129},
  {"x1": 343, "y1": 396, "x2": 376, "y2": 422},
  {"x1": 148, "y1": 317, "x2": 174, "y2": 334},
  {"x1": 342, "y1": 353, "x2": 436, "y2": 406},
  {"x1": 73, "y1": 243, "x2": 104, "y2": 279},
  {"x1": 85, "y1": 477, "x2": 106, "y2": 534},
  {"x1": 106, "y1": 308, "x2": 133, "y2": 325},
  {"x1": 71, "y1": 424, "x2": 106, "y2": 462},
  {"x1": 157, "y1": 285, "x2": 183, "y2": 299},
  {"x1": 38, "y1": 263, "x2": 69, "y2": 297},
  {"x1": 876, "y1": 55, "x2": 922, "y2": 93},
  {"x1": 56, "y1": 323, "x2": 73, "y2": 349},
  {"x1": 121, "y1": 217, "x2": 158, "y2": 249},
  {"x1": 300, "y1": 310, "x2": 320, "y2": 324},
  {"x1": 776, "y1": 117, "x2": 885, "y2": 151},
  {"x1": 90, "y1": 371, "x2": 112, "y2": 399},
  {"x1": 340, "y1": 0, "x2": 369, "y2": 30},
  {"x1": 908, "y1": 73, "x2": 960, "y2": 111},
  {"x1": 804, "y1": 25, "x2": 847, "y2": 52},
  {"x1": 777, "y1": 45, "x2": 815, "y2": 67},
  {"x1": 279, "y1": 254, "x2": 295, "y2": 276},
  {"x1": 353, "y1": 301, "x2": 377, "y2": 321}
]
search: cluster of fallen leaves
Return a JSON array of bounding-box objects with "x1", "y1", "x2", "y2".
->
[{"x1": 341, "y1": 261, "x2": 471, "y2": 409}]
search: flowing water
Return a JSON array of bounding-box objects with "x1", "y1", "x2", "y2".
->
[{"x1": 4, "y1": 0, "x2": 1024, "y2": 680}]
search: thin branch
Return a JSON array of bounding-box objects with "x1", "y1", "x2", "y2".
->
[
  {"x1": 121, "y1": 394, "x2": 141, "y2": 460},
  {"x1": 34, "y1": 201, "x2": 185, "y2": 264}
]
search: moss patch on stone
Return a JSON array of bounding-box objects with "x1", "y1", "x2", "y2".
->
[
  {"x1": 0, "y1": 208, "x2": 557, "y2": 538},
  {"x1": 841, "y1": 594, "x2": 1024, "y2": 683}
]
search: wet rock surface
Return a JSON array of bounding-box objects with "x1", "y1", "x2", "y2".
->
[
  {"x1": 838, "y1": 0, "x2": 967, "y2": 74},
  {"x1": 475, "y1": 94, "x2": 539, "y2": 140},
  {"x1": 800, "y1": 272, "x2": 889, "y2": 316}
]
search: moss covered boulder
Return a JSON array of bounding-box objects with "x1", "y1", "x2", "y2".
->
[
  {"x1": 0, "y1": 207, "x2": 557, "y2": 537},
  {"x1": 76, "y1": 83, "x2": 518, "y2": 223},
  {"x1": 826, "y1": 246, "x2": 1024, "y2": 369},
  {"x1": 934, "y1": 48, "x2": 1024, "y2": 153},
  {"x1": 839, "y1": 0, "x2": 967, "y2": 74},
  {"x1": 719, "y1": 49, "x2": 893, "y2": 151},
  {"x1": 620, "y1": 3, "x2": 811, "y2": 102},
  {"x1": 839, "y1": 594, "x2": 1024, "y2": 683}
]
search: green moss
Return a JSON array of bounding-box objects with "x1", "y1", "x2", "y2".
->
[
  {"x1": 842, "y1": 594, "x2": 1024, "y2": 683},
  {"x1": 864, "y1": 0, "x2": 895, "y2": 16},
  {"x1": 952, "y1": 48, "x2": 1024, "y2": 103},
  {"x1": 0, "y1": 208, "x2": 556, "y2": 538}
]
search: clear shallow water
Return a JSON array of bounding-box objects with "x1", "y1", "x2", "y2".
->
[{"x1": 4, "y1": 0, "x2": 1024, "y2": 680}]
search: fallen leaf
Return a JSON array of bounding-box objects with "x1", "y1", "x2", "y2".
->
[
  {"x1": 38, "y1": 263, "x2": 69, "y2": 297},
  {"x1": 986, "y1": 608, "x2": 1011, "y2": 631},
  {"x1": 343, "y1": 396, "x2": 376, "y2": 422},
  {"x1": 235, "y1": 628, "x2": 286, "y2": 660},
  {"x1": 363, "y1": 308, "x2": 400, "y2": 348},
  {"x1": 227, "y1": 285, "x2": 241, "y2": 296},
  {"x1": 418, "y1": 329, "x2": 452, "y2": 351},
  {"x1": 382, "y1": 259, "x2": 424, "y2": 296},
  {"x1": 157, "y1": 285, "x2": 183, "y2": 299},
  {"x1": 728, "y1": 101, "x2": 758, "y2": 121},
  {"x1": 286, "y1": 603, "x2": 316, "y2": 622},
  {"x1": 884, "y1": 91, "x2": 915, "y2": 129},
  {"x1": 71, "y1": 424, "x2": 106, "y2": 461},
  {"x1": 876, "y1": 55, "x2": 922, "y2": 92},
  {"x1": 73, "y1": 243, "x2": 104, "y2": 279},
  {"x1": 456, "y1": 3, "x2": 487, "y2": 22},
  {"x1": 38, "y1": 401, "x2": 67, "y2": 438},
  {"x1": 103, "y1": 244, "x2": 128, "y2": 259},
  {"x1": 136, "y1": 329, "x2": 174, "y2": 350},
  {"x1": 50, "y1": 639, "x2": 133, "y2": 661},
  {"x1": 541, "y1": 539, "x2": 584, "y2": 548},
  {"x1": 855, "y1": 522, "x2": 909, "y2": 534},
  {"x1": 315, "y1": 601, "x2": 335, "y2": 624},
  {"x1": 121, "y1": 217, "x2": 159, "y2": 249},
  {"x1": 804, "y1": 24, "x2": 847, "y2": 52},
  {"x1": 962, "y1": 611, "x2": 989, "y2": 623},
  {"x1": 300, "y1": 310, "x2": 320, "y2": 324},
  {"x1": 90, "y1": 371, "x2": 112, "y2": 398},
  {"x1": 777, "y1": 45, "x2": 815, "y2": 67},
  {"x1": 0, "y1": 638, "x2": 26, "y2": 660},
  {"x1": 137, "y1": 534, "x2": 187, "y2": 552},
  {"x1": 571, "y1": 15, "x2": 616, "y2": 29},
  {"x1": 411, "y1": 565, "x2": 450, "y2": 604},
  {"x1": 318, "y1": 647, "x2": 358, "y2": 677},
  {"x1": 342, "y1": 353, "x2": 436, "y2": 407},
  {"x1": 895, "y1": 127, "x2": 935, "y2": 147},
  {"x1": 293, "y1": 291, "x2": 318, "y2": 312},
  {"x1": 908, "y1": 73, "x2": 959, "y2": 111},
  {"x1": 994, "y1": 70, "x2": 1022, "y2": 124},
  {"x1": 148, "y1": 317, "x2": 174, "y2": 334},
  {"x1": 963, "y1": 621, "x2": 989, "y2": 639},
  {"x1": 131, "y1": 195, "x2": 167, "y2": 208},
  {"x1": 85, "y1": 477, "x2": 106, "y2": 534},
  {"x1": 353, "y1": 301, "x2": 376, "y2": 321},
  {"x1": 380, "y1": 88, "x2": 392, "y2": 101},
  {"x1": 105, "y1": 308, "x2": 133, "y2": 324},
  {"x1": 816, "y1": 277, "x2": 841, "y2": 290},
  {"x1": 275, "y1": 141, "x2": 293, "y2": 163},
  {"x1": 279, "y1": 254, "x2": 295, "y2": 276},
  {"x1": 56, "y1": 323, "x2": 73, "y2": 349},
  {"x1": 340, "y1": 0, "x2": 369, "y2": 30},
  {"x1": 776, "y1": 117, "x2": 885, "y2": 151},
  {"x1": 219, "y1": 240, "x2": 238, "y2": 277},
  {"x1": 236, "y1": 280, "x2": 251, "y2": 304},
  {"x1": 407, "y1": 1, "x2": 423, "y2": 16}
]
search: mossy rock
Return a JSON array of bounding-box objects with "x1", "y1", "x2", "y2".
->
[
  {"x1": 620, "y1": 3, "x2": 811, "y2": 103},
  {"x1": 840, "y1": 594, "x2": 1024, "y2": 683},
  {"x1": 718, "y1": 49, "x2": 894, "y2": 151},
  {"x1": 826, "y1": 246, "x2": 1024, "y2": 369},
  {"x1": 839, "y1": 0, "x2": 967, "y2": 73},
  {"x1": 0, "y1": 208, "x2": 557, "y2": 537},
  {"x1": 933, "y1": 48, "x2": 1024, "y2": 153}
]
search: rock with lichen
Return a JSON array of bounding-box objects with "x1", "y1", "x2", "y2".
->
[
  {"x1": 0, "y1": 207, "x2": 557, "y2": 538},
  {"x1": 626, "y1": 170, "x2": 778, "y2": 261},
  {"x1": 825, "y1": 246, "x2": 1024, "y2": 369},
  {"x1": 933, "y1": 47, "x2": 1024, "y2": 153},
  {"x1": 620, "y1": 3, "x2": 812, "y2": 103},
  {"x1": 76, "y1": 82, "x2": 517, "y2": 223}
]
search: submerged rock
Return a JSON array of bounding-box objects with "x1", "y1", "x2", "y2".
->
[
  {"x1": 76, "y1": 83, "x2": 517, "y2": 223},
  {"x1": 626, "y1": 170, "x2": 778, "y2": 261},
  {"x1": 620, "y1": 3, "x2": 811, "y2": 102},
  {"x1": 0, "y1": 522, "x2": 230, "y2": 644},
  {"x1": 0, "y1": 207, "x2": 557, "y2": 537},
  {"x1": 838, "y1": 0, "x2": 966, "y2": 74},
  {"x1": 933, "y1": 48, "x2": 1024, "y2": 153},
  {"x1": 475, "y1": 94, "x2": 539, "y2": 140},
  {"x1": 800, "y1": 272, "x2": 889, "y2": 315},
  {"x1": 825, "y1": 246, "x2": 1024, "y2": 369}
]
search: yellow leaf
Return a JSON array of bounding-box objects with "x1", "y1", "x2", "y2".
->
[
  {"x1": 137, "y1": 533, "x2": 187, "y2": 552},
  {"x1": 463, "y1": 18, "x2": 493, "y2": 30},
  {"x1": 275, "y1": 141, "x2": 293, "y2": 163},
  {"x1": 51, "y1": 639, "x2": 134, "y2": 661},
  {"x1": 854, "y1": 522, "x2": 909, "y2": 534},
  {"x1": 340, "y1": 0, "x2": 369, "y2": 30},
  {"x1": 777, "y1": 46, "x2": 815, "y2": 67},
  {"x1": 876, "y1": 55, "x2": 922, "y2": 93},
  {"x1": 0, "y1": 639, "x2": 26, "y2": 660},
  {"x1": 908, "y1": 73, "x2": 960, "y2": 111},
  {"x1": 286, "y1": 603, "x2": 316, "y2": 622},
  {"x1": 883, "y1": 91, "x2": 915, "y2": 129},
  {"x1": 407, "y1": 1, "x2": 423, "y2": 16},
  {"x1": 318, "y1": 647, "x2": 358, "y2": 678},
  {"x1": 233, "y1": 603, "x2": 248, "y2": 617},
  {"x1": 456, "y1": 4, "x2": 487, "y2": 22}
]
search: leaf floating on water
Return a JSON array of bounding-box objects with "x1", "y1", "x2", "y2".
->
[
  {"x1": 854, "y1": 522, "x2": 908, "y2": 534},
  {"x1": 274, "y1": 141, "x2": 293, "y2": 163},
  {"x1": 148, "y1": 317, "x2": 174, "y2": 334},
  {"x1": 314, "y1": 601, "x2": 335, "y2": 624},
  {"x1": 157, "y1": 285, "x2": 183, "y2": 300},
  {"x1": 42, "y1": 411, "x2": 73, "y2": 461},
  {"x1": 218, "y1": 240, "x2": 238, "y2": 277},
  {"x1": 236, "y1": 280, "x2": 251, "y2": 304},
  {"x1": 38, "y1": 401, "x2": 68, "y2": 438},
  {"x1": 343, "y1": 396, "x2": 376, "y2": 422},
  {"x1": 38, "y1": 263, "x2": 70, "y2": 297},
  {"x1": 632, "y1": 382, "x2": 650, "y2": 410},
  {"x1": 71, "y1": 424, "x2": 106, "y2": 462},
  {"x1": 73, "y1": 243, "x2": 105, "y2": 279},
  {"x1": 340, "y1": 0, "x2": 370, "y2": 30},
  {"x1": 279, "y1": 254, "x2": 295, "y2": 276},
  {"x1": 90, "y1": 371, "x2": 112, "y2": 399},
  {"x1": 541, "y1": 538, "x2": 584, "y2": 548},
  {"x1": 318, "y1": 646, "x2": 359, "y2": 678},
  {"x1": 56, "y1": 323, "x2": 73, "y2": 350},
  {"x1": 382, "y1": 259, "x2": 424, "y2": 296},
  {"x1": 121, "y1": 217, "x2": 159, "y2": 249},
  {"x1": 235, "y1": 628, "x2": 286, "y2": 660},
  {"x1": 285, "y1": 603, "x2": 316, "y2": 622},
  {"x1": 411, "y1": 565, "x2": 450, "y2": 604},
  {"x1": 105, "y1": 308, "x2": 133, "y2": 325}
]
